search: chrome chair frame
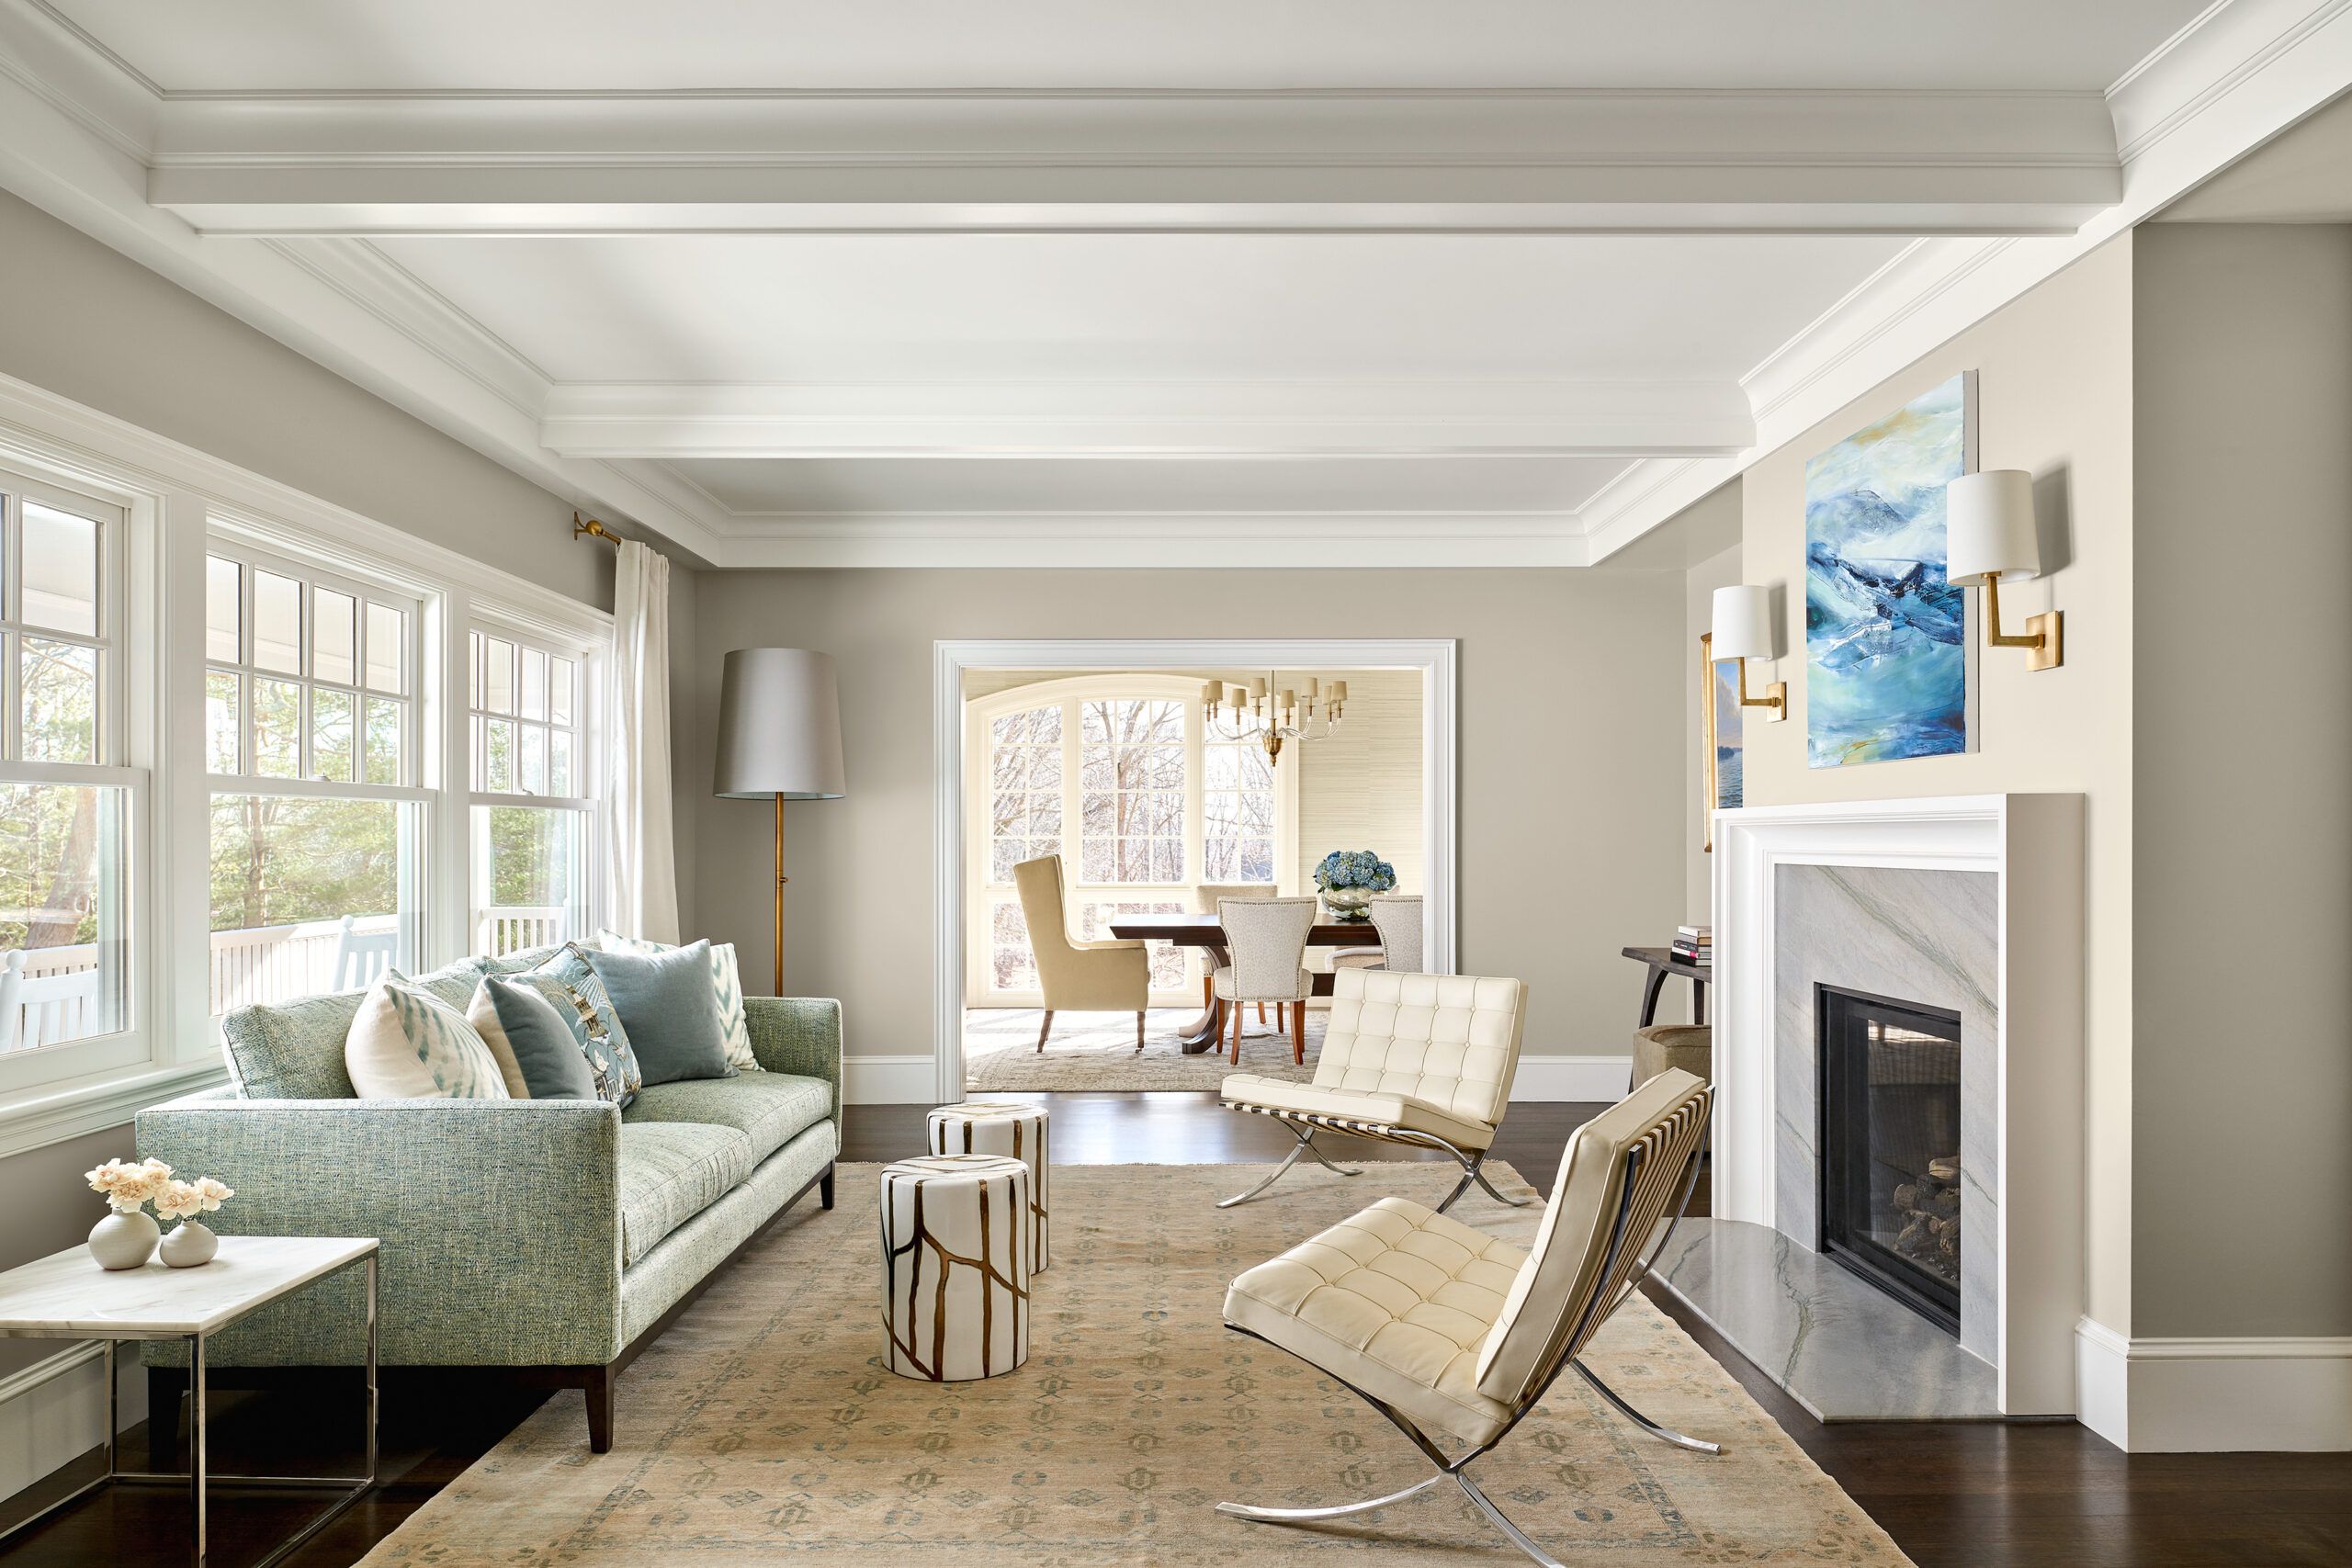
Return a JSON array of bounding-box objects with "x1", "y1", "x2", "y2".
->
[
  {"x1": 1216, "y1": 1102, "x2": 1532, "y2": 1213},
  {"x1": 1216, "y1": 1122, "x2": 1713, "y2": 1568}
]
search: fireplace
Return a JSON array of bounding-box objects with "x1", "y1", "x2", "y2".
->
[{"x1": 1816, "y1": 984, "x2": 1964, "y2": 1334}]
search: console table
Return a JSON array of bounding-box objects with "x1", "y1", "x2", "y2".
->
[
  {"x1": 0, "y1": 1235, "x2": 379, "y2": 1568},
  {"x1": 1622, "y1": 945, "x2": 1711, "y2": 1028}
]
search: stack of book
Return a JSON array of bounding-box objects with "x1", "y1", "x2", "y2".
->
[{"x1": 1672, "y1": 925, "x2": 1712, "y2": 966}]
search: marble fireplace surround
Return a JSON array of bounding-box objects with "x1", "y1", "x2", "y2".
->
[{"x1": 1709, "y1": 794, "x2": 2086, "y2": 1416}]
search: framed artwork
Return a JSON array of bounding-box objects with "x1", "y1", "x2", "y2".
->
[
  {"x1": 1803, "y1": 370, "x2": 1976, "y2": 768},
  {"x1": 1700, "y1": 632, "x2": 1742, "y2": 852}
]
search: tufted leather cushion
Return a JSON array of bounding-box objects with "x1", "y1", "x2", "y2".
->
[
  {"x1": 1314, "y1": 970, "x2": 1526, "y2": 1128},
  {"x1": 1217, "y1": 1073, "x2": 1498, "y2": 1149},
  {"x1": 1224, "y1": 1196, "x2": 1526, "y2": 1446},
  {"x1": 1473, "y1": 1068, "x2": 1709, "y2": 1405}
]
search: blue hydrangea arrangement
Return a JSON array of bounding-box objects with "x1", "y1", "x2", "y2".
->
[{"x1": 1313, "y1": 850, "x2": 1396, "y2": 894}]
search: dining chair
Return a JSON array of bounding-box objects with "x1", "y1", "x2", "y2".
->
[
  {"x1": 1213, "y1": 897, "x2": 1317, "y2": 1066},
  {"x1": 1195, "y1": 883, "x2": 1284, "y2": 1036},
  {"x1": 1216, "y1": 1068, "x2": 1714, "y2": 1568},
  {"x1": 1329, "y1": 893, "x2": 1423, "y2": 974},
  {"x1": 1217, "y1": 967, "x2": 1527, "y2": 1210},
  {"x1": 1013, "y1": 853, "x2": 1150, "y2": 1052}
]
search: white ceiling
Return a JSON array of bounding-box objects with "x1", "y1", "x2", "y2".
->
[
  {"x1": 1, "y1": 0, "x2": 2330, "y2": 568},
  {"x1": 47, "y1": 1, "x2": 2204, "y2": 93}
]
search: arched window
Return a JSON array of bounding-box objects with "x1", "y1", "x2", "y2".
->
[{"x1": 965, "y1": 674, "x2": 1297, "y2": 1007}]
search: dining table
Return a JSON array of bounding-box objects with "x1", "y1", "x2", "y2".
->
[{"x1": 1106, "y1": 910, "x2": 1379, "y2": 1055}]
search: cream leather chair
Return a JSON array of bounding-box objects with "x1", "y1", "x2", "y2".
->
[
  {"x1": 1218, "y1": 967, "x2": 1527, "y2": 1211},
  {"x1": 1329, "y1": 894, "x2": 1423, "y2": 973},
  {"x1": 1217, "y1": 1069, "x2": 1714, "y2": 1568},
  {"x1": 1013, "y1": 854, "x2": 1149, "y2": 1053},
  {"x1": 1214, "y1": 896, "x2": 1317, "y2": 1065}
]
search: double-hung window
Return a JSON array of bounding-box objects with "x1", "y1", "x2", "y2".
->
[
  {"x1": 468, "y1": 626, "x2": 594, "y2": 957},
  {"x1": 0, "y1": 470, "x2": 135, "y2": 1068},
  {"x1": 203, "y1": 544, "x2": 426, "y2": 1010}
]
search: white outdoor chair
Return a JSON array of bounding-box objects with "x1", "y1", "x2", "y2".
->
[
  {"x1": 1218, "y1": 967, "x2": 1527, "y2": 1211},
  {"x1": 0, "y1": 951, "x2": 102, "y2": 1052},
  {"x1": 1329, "y1": 893, "x2": 1424, "y2": 973},
  {"x1": 330, "y1": 915, "x2": 400, "y2": 992},
  {"x1": 1214, "y1": 896, "x2": 1317, "y2": 1066},
  {"x1": 1216, "y1": 1068, "x2": 1714, "y2": 1568}
]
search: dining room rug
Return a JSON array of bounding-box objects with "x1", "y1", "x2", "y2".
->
[
  {"x1": 361, "y1": 1161, "x2": 1911, "y2": 1567},
  {"x1": 965, "y1": 1006, "x2": 1321, "y2": 1091}
]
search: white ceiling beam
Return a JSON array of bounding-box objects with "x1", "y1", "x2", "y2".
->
[
  {"x1": 141, "y1": 88, "x2": 2120, "y2": 236},
  {"x1": 537, "y1": 379, "x2": 1754, "y2": 460}
]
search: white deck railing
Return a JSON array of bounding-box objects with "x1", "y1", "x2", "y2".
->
[{"x1": 3, "y1": 905, "x2": 579, "y2": 1048}]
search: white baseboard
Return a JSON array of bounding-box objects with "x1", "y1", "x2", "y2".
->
[
  {"x1": 2075, "y1": 1316, "x2": 2352, "y2": 1451},
  {"x1": 1510, "y1": 1055, "x2": 1633, "y2": 1102},
  {"x1": 842, "y1": 1055, "x2": 936, "y2": 1106},
  {"x1": 0, "y1": 1342, "x2": 144, "y2": 1505}
]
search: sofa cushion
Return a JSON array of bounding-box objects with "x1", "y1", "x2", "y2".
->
[
  {"x1": 511, "y1": 944, "x2": 643, "y2": 1109},
  {"x1": 623, "y1": 1073, "x2": 831, "y2": 1162},
  {"x1": 598, "y1": 930, "x2": 759, "y2": 1073},
  {"x1": 469, "y1": 977, "x2": 600, "y2": 1100},
  {"x1": 220, "y1": 992, "x2": 366, "y2": 1100},
  {"x1": 585, "y1": 941, "x2": 734, "y2": 1087},
  {"x1": 619, "y1": 1122, "x2": 756, "y2": 1267},
  {"x1": 345, "y1": 974, "x2": 511, "y2": 1100}
]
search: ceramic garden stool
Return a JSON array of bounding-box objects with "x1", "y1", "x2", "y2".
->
[
  {"x1": 878, "y1": 1154, "x2": 1033, "y2": 1382},
  {"x1": 926, "y1": 1100, "x2": 1052, "y2": 1274}
]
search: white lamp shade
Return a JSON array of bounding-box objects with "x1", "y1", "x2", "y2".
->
[
  {"x1": 713, "y1": 648, "x2": 847, "y2": 800},
  {"x1": 1946, "y1": 469, "x2": 2041, "y2": 586},
  {"x1": 1710, "y1": 584, "x2": 1775, "y2": 663}
]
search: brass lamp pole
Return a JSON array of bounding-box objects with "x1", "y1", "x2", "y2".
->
[{"x1": 712, "y1": 649, "x2": 846, "y2": 995}]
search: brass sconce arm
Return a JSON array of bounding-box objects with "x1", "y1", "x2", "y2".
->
[
  {"x1": 1981, "y1": 570, "x2": 2064, "y2": 671},
  {"x1": 1729, "y1": 657, "x2": 1787, "y2": 721}
]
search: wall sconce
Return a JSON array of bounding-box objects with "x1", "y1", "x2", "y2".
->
[
  {"x1": 1710, "y1": 584, "x2": 1786, "y2": 722},
  {"x1": 1947, "y1": 469, "x2": 2063, "y2": 671}
]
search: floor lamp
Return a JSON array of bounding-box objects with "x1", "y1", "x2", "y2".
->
[{"x1": 712, "y1": 649, "x2": 846, "y2": 995}]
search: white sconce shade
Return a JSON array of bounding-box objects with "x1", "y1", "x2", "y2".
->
[
  {"x1": 1710, "y1": 584, "x2": 1776, "y2": 663},
  {"x1": 1946, "y1": 469, "x2": 2041, "y2": 586}
]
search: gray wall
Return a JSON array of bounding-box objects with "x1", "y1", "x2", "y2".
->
[
  {"x1": 2131, "y1": 222, "x2": 2352, "y2": 1338},
  {"x1": 680, "y1": 567, "x2": 1689, "y2": 1071}
]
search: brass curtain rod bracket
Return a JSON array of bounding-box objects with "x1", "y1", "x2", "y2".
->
[{"x1": 572, "y1": 511, "x2": 626, "y2": 547}]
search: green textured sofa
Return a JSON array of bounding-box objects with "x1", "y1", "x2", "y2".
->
[{"x1": 135, "y1": 962, "x2": 841, "y2": 1454}]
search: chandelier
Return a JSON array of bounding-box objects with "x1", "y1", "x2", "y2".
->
[{"x1": 1199, "y1": 672, "x2": 1347, "y2": 764}]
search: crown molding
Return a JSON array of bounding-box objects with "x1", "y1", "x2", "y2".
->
[
  {"x1": 539, "y1": 378, "x2": 1754, "y2": 460},
  {"x1": 129, "y1": 85, "x2": 2120, "y2": 236},
  {"x1": 1582, "y1": 0, "x2": 2352, "y2": 562}
]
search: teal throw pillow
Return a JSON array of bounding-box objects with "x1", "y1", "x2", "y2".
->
[
  {"x1": 516, "y1": 943, "x2": 644, "y2": 1109},
  {"x1": 585, "y1": 940, "x2": 735, "y2": 1087},
  {"x1": 469, "y1": 977, "x2": 600, "y2": 1100}
]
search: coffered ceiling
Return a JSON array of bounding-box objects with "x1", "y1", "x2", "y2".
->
[{"x1": 1, "y1": 0, "x2": 2345, "y2": 567}]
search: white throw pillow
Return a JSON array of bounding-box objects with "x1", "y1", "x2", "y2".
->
[
  {"x1": 596, "y1": 929, "x2": 759, "y2": 1072},
  {"x1": 345, "y1": 972, "x2": 513, "y2": 1100}
]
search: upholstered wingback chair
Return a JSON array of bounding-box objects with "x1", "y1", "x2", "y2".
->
[
  {"x1": 1214, "y1": 896, "x2": 1317, "y2": 1065},
  {"x1": 1216, "y1": 1069, "x2": 1714, "y2": 1567},
  {"x1": 1013, "y1": 854, "x2": 1150, "y2": 1052},
  {"x1": 1218, "y1": 967, "x2": 1527, "y2": 1209}
]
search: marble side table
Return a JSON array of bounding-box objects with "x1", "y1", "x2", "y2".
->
[
  {"x1": 926, "y1": 1100, "x2": 1052, "y2": 1273},
  {"x1": 880, "y1": 1155, "x2": 1031, "y2": 1381},
  {"x1": 0, "y1": 1234, "x2": 379, "y2": 1568}
]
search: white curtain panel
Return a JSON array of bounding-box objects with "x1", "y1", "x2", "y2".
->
[{"x1": 602, "y1": 539, "x2": 681, "y2": 943}]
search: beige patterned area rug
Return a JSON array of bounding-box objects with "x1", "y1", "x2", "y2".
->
[
  {"x1": 365, "y1": 1162, "x2": 1910, "y2": 1567},
  {"x1": 965, "y1": 1007, "x2": 1320, "y2": 1092}
]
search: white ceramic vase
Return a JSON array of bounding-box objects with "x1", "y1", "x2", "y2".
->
[
  {"x1": 159, "y1": 1220, "x2": 219, "y2": 1269},
  {"x1": 87, "y1": 1209, "x2": 161, "y2": 1270}
]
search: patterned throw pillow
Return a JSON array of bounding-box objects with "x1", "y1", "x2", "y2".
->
[
  {"x1": 344, "y1": 972, "x2": 512, "y2": 1100},
  {"x1": 596, "y1": 929, "x2": 759, "y2": 1072},
  {"x1": 514, "y1": 943, "x2": 644, "y2": 1109}
]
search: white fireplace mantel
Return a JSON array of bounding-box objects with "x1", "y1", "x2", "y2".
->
[{"x1": 1710, "y1": 793, "x2": 2085, "y2": 1415}]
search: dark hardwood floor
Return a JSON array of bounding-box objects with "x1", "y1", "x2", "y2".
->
[{"x1": 5, "y1": 1093, "x2": 2344, "y2": 1566}]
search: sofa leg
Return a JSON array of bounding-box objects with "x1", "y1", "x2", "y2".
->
[
  {"x1": 586, "y1": 1366, "x2": 615, "y2": 1453},
  {"x1": 148, "y1": 1367, "x2": 187, "y2": 1469},
  {"x1": 820, "y1": 1166, "x2": 836, "y2": 1210}
]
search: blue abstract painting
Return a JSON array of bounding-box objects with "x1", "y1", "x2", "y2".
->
[{"x1": 1804, "y1": 371, "x2": 1973, "y2": 768}]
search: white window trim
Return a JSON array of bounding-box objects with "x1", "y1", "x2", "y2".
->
[
  {"x1": 0, "y1": 368, "x2": 613, "y2": 1158},
  {"x1": 934, "y1": 638, "x2": 1458, "y2": 1103},
  {"x1": 962, "y1": 672, "x2": 1299, "y2": 1010}
]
